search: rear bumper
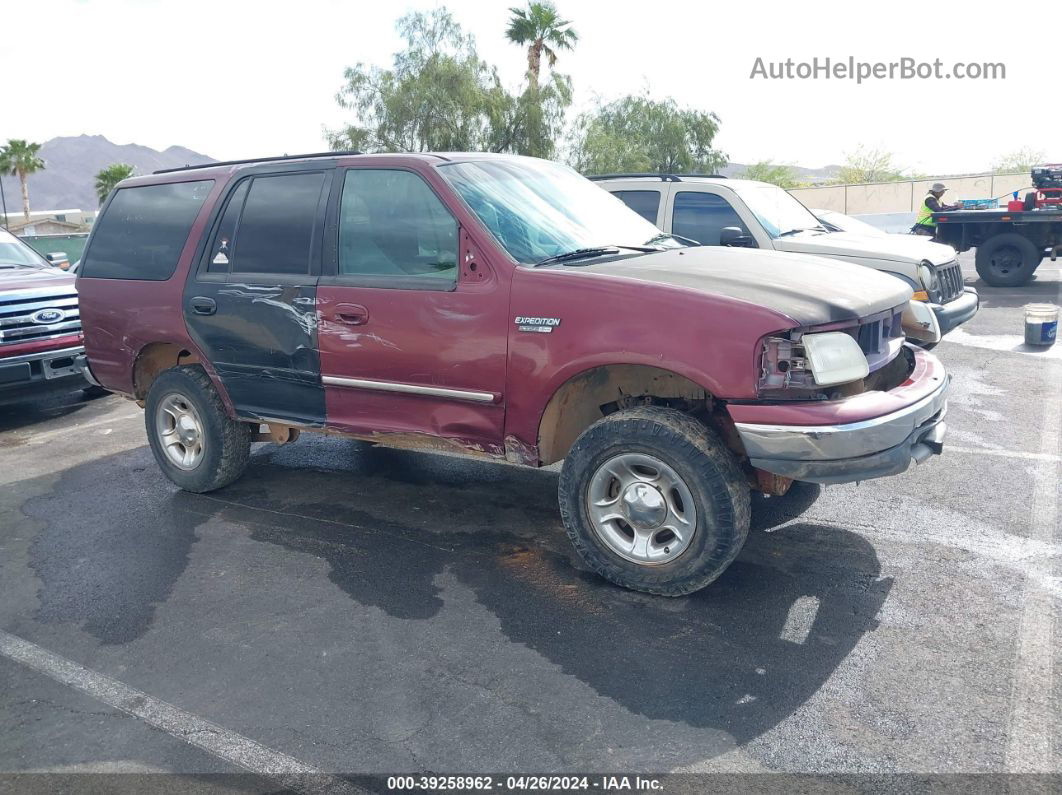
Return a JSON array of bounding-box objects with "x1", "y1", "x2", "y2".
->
[
  {"x1": 731, "y1": 347, "x2": 949, "y2": 485},
  {"x1": 0, "y1": 345, "x2": 88, "y2": 406},
  {"x1": 931, "y1": 287, "x2": 979, "y2": 335}
]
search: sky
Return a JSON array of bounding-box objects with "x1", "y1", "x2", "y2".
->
[{"x1": 3, "y1": 0, "x2": 1059, "y2": 174}]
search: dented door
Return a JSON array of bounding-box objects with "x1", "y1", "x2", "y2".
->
[{"x1": 184, "y1": 168, "x2": 332, "y2": 424}]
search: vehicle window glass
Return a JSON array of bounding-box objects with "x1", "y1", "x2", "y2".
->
[
  {"x1": 230, "y1": 172, "x2": 325, "y2": 275},
  {"x1": 207, "y1": 180, "x2": 249, "y2": 273},
  {"x1": 737, "y1": 185, "x2": 821, "y2": 238},
  {"x1": 610, "y1": 190, "x2": 660, "y2": 224},
  {"x1": 80, "y1": 180, "x2": 213, "y2": 280},
  {"x1": 339, "y1": 169, "x2": 457, "y2": 281},
  {"x1": 672, "y1": 191, "x2": 748, "y2": 246}
]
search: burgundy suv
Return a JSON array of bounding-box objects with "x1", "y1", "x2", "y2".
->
[{"x1": 77, "y1": 152, "x2": 949, "y2": 595}]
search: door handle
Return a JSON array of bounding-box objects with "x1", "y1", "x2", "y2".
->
[
  {"x1": 191, "y1": 297, "x2": 217, "y2": 316},
  {"x1": 334, "y1": 303, "x2": 369, "y2": 325}
]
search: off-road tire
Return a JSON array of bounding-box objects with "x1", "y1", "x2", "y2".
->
[
  {"x1": 558, "y1": 406, "x2": 751, "y2": 596},
  {"x1": 975, "y1": 232, "x2": 1041, "y2": 287},
  {"x1": 145, "y1": 366, "x2": 251, "y2": 493}
]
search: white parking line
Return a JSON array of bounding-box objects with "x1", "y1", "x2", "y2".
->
[
  {"x1": 942, "y1": 328, "x2": 1062, "y2": 360},
  {"x1": 1005, "y1": 278, "x2": 1061, "y2": 772},
  {"x1": 0, "y1": 630, "x2": 365, "y2": 794},
  {"x1": 946, "y1": 445, "x2": 1062, "y2": 464}
]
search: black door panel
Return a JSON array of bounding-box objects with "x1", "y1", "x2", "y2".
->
[{"x1": 184, "y1": 169, "x2": 331, "y2": 425}]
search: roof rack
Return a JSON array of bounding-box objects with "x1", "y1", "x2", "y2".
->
[
  {"x1": 153, "y1": 150, "x2": 362, "y2": 175},
  {"x1": 585, "y1": 172, "x2": 727, "y2": 182}
]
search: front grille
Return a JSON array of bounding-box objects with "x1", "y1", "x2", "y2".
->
[
  {"x1": 854, "y1": 310, "x2": 904, "y2": 356},
  {"x1": 0, "y1": 286, "x2": 81, "y2": 347},
  {"x1": 936, "y1": 261, "x2": 964, "y2": 303}
]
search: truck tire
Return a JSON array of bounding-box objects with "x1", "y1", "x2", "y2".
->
[
  {"x1": 145, "y1": 366, "x2": 252, "y2": 493},
  {"x1": 975, "y1": 233, "x2": 1041, "y2": 287},
  {"x1": 558, "y1": 406, "x2": 751, "y2": 596}
]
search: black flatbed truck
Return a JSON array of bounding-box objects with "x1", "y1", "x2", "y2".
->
[{"x1": 933, "y1": 208, "x2": 1062, "y2": 287}]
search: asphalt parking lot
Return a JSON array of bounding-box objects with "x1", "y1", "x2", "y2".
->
[{"x1": 1, "y1": 252, "x2": 1059, "y2": 789}]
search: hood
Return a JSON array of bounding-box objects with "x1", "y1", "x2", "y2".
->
[
  {"x1": 577, "y1": 246, "x2": 912, "y2": 327},
  {"x1": 774, "y1": 230, "x2": 956, "y2": 266},
  {"x1": 0, "y1": 266, "x2": 76, "y2": 294}
]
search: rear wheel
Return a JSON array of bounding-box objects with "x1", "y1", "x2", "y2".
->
[
  {"x1": 558, "y1": 407, "x2": 751, "y2": 596},
  {"x1": 975, "y1": 232, "x2": 1041, "y2": 287},
  {"x1": 145, "y1": 366, "x2": 251, "y2": 492}
]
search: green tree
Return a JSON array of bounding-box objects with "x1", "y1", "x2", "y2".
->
[
  {"x1": 991, "y1": 147, "x2": 1045, "y2": 175},
  {"x1": 569, "y1": 93, "x2": 726, "y2": 175},
  {"x1": 835, "y1": 145, "x2": 907, "y2": 184},
  {"x1": 504, "y1": 2, "x2": 576, "y2": 159},
  {"x1": 94, "y1": 163, "x2": 135, "y2": 205},
  {"x1": 327, "y1": 8, "x2": 513, "y2": 153},
  {"x1": 0, "y1": 139, "x2": 45, "y2": 221},
  {"x1": 741, "y1": 160, "x2": 806, "y2": 188},
  {"x1": 504, "y1": 2, "x2": 578, "y2": 90}
]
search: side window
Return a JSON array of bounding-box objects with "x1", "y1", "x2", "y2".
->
[
  {"x1": 229, "y1": 172, "x2": 326, "y2": 275},
  {"x1": 672, "y1": 191, "x2": 748, "y2": 246},
  {"x1": 338, "y1": 169, "x2": 457, "y2": 283},
  {"x1": 80, "y1": 180, "x2": 213, "y2": 280},
  {"x1": 611, "y1": 190, "x2": 661, "y2": 224},
  {"x1": 207, "y1": 180, "x2": 249, "y2": 273}
]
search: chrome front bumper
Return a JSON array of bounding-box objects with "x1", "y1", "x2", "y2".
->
[{"x1": 735, "y1": 376, "x2": 949, "y2": 485}]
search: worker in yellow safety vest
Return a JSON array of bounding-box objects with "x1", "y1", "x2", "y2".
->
[{"x1": 911, "y1": 182, "x2": 960, "y2": 238}]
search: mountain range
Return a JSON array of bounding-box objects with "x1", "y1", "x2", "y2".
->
[
  {"x1": 0, "y1": 135, "x2": 216, "y2": 214},
  {"x1": 0, "y1": 134, "x2": 844, "y2": 214}
]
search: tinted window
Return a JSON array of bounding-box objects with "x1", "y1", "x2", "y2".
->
[
  {"x1": 230, "y1": 172, "x2": 325, "y2": 275},
  {"x1": 672, "y1": 191, "x2": 748, "y2": 246},
  {"x1": 339, "y1": 169, "x2": 457, "y2": 282},
  {"x1": 611, "y1": 190, "x2": 660, "y2": 224},
  {"x1": 81, "y1": 180, "x2": 213, "y2": 280},
  {"x1": 207, "y1": 180, "x2": 249, "y2": 273}
]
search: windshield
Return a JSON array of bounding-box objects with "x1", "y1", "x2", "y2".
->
[
  {"x1": 818, "y1": 210, "x2": 886, "y2": 236},
  {"x1": 0, "y1": 231, "x2": 50, "y2": 269},
  {"x1": 738, "y1": 184, "x2": 822, "y2": 238},
  {"x1": 437, "y1": 158, "x2": 675, "y2": 264}
]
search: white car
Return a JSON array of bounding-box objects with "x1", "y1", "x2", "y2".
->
[{"x1": 592, "y1": 174, "x2": 979, "y2": 336}]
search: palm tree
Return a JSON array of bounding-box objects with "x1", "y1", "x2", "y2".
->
[
  {"x1": 95, "y1": 163, "x2": 135, "y2": 205},
  {"x1": 505, "y1": 2, "x2": 578, "y2": 89},
  {"x1": 0, "y1": 140, "x2": 45, "y2": 222}
]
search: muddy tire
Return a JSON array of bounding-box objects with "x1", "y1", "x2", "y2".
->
[
  {"x1": 975, "y1": 233, "x2": 1040, "y2": 287},
  {"x1": 558, "y1": 406, "x2": 751, "y2": 596},
  {"x1": 145, "y1": 366, "x2": 251, "y2": 493}
]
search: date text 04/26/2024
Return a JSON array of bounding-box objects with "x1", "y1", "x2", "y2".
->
[{"x1": 386, "y1": 775, "x2": 664, "y2": 791}]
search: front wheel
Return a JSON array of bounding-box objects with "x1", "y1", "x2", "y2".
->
[
  {"x1": 145, "y1": 366, "x2": 252, "y2": 493},
  {"x1": 558, "y1": 407, "x2": 751, "y2": 596},
  {"x1": 975, "y1": 233, "x2": 1041, "y2": 287}
]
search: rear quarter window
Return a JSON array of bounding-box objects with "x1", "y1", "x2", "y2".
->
[{"x1": 80, "y1": 180, "x2": 213, "y2": 280}]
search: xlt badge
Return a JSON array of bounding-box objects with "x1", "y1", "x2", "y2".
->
[{"x1": 515, "y1": 316, "x2": 561, "y2": 333}]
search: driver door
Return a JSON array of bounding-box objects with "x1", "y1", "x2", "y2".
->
[{"x1": 316, "y1": 166, "x2": 511, "y2": 453}]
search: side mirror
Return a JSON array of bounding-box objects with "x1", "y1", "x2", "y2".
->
[{"x1": 719, "y1": 227, "x2": 755, "y2": 247}]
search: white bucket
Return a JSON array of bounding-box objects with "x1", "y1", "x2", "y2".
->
[{"x1": 1024, "y1": 303, "x2": 1059, "y2": 347}]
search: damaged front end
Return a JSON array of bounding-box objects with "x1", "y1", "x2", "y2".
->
[{"x1": 730, "y1": 301, "x2": 950, "y2": 487}]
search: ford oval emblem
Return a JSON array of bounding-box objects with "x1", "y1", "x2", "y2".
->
[{"x1": 31, "y1": 308, "x2": 65, "y2": 324}]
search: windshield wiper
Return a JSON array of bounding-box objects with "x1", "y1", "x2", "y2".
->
[
  {"x1": 533, "y1": 244, "x2": 661, "y2": 267},
  {"x1": 777, "y1": 225, "x2": 828, "y2": 238},
  {"x1": 646, "y1": 232, "x2": 698, "y2": 247}
]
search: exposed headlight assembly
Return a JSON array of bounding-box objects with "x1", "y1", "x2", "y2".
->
[{"x1": 801, "y1": 332, "x2": 870, "y2": 387}]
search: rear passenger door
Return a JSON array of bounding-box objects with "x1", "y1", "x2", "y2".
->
[{"x1": 184, "y1": 167, "x2": 332, "y2": 425}]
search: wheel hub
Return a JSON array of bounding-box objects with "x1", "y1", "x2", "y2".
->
[
  {"x1": 621, "y1": 482, "x2": 667, "y2": 530},
  {"x1": 156, "y1": 392, "x2": 206, "y2": 471},
  {"x1": 585, "y1": 452, "x2": 698, "y2": 566}
]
